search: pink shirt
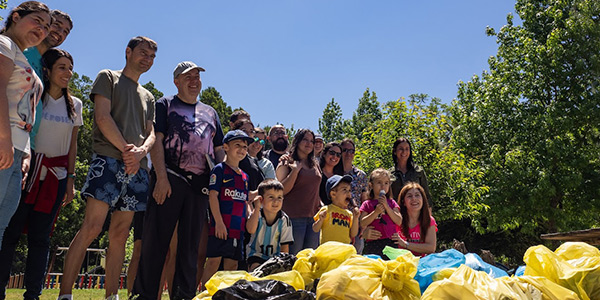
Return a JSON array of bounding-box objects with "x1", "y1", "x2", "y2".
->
[
  {"x1": 360, "y1": 198, "x2": 400, "y2": 241},
  {"x1": 398, "y1": 216, "x2": 438, "y2": 257}
]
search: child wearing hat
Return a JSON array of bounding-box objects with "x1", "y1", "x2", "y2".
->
[
  {"x1": 202, "y1": 130, "x2": 256, "y2": 287},
  {"x1": 312, "y1": 175, "x2": 360, "y2": 244}
]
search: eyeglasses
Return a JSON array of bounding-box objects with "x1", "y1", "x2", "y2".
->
[
  {"x1": 342, "y1": 148, "x2": 355, "y2": 154},
  {"x1": 271, "y1": 131, "x2": 286, "y2": 137},
  {"x1": 253, "y1": 137, "x2": 265, "y2": 145},
  {"x1": 327, "y1": 150, "x2": 342, "y2": 157}
]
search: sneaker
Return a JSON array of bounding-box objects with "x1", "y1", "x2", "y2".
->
[{"x1": 105, "y1": 295, "x2": 119, "y2": 300}]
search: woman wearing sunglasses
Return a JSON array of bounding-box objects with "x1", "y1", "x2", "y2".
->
[
  {"x1": 318, "y1": 142, "x2": 343, "y2": 205},
  {"x1": 248, "y1": 127, "x2": 275, "y2": 179}
]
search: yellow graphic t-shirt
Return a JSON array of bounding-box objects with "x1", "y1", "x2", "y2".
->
[{"x1": 314, "y1": 204, "x2": 353, "y2": 244}]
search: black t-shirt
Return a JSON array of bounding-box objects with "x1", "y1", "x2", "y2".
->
[
  {"x1": 239, "y1": 154, "x2": 265, "y2": 191},
  {"x1": 265, "y1": 149, "x2": 284, "y2": 171}
]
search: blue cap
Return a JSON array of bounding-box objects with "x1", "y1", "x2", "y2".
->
[
  {"x1": 326, "y1": 174, "x2": 353, "y2": 200},
  {"x1": 223, "y1": 130, "x2": 254, "y2": 144}
]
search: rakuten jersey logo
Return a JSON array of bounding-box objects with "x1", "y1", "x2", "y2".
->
[{"x1": 224, "y1": 188, "x2": 247, "y2": 201}]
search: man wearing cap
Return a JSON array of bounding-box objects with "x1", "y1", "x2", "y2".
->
[
  {"x1": 313, "y1": 133, "x2": 324, "y2": 160},
  {"x1": 58, "y1": 36, "x2": 157, "y2": 300},
  {"x1": 132, "y1": 61, "x2": 225, "y2": 300}
]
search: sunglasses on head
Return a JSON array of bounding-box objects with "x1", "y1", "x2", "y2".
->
[
  {"x1": 342, "y1": 148, "x2": 355, "y2": 154},
  {"x1": 327, "y1": 150, "x2": 342, "y2": 157},
  {"x1": 253, "y1": 137, "x2": 265, "y2": 145}
]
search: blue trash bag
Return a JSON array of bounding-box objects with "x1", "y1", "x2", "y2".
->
[
  {"x1": 464, "y1": 253, "x2": 509, "y2": 278},
  {"x1": 514, "y1": 265, "x2": 526, "y2": 277},
  {"x1": 363, "y1": 254, "x2": 381, "y2": 260},
  {"x1": 415, "y1": 249, "x2": 465, "y2": 293}
]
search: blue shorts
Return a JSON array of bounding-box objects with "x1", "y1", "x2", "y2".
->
[
  {"x1": 206, "y1": 236, "x2": 243, "y2": 260},
  {"x1": 81, "y1": 154, "x2": 149, "y2": 212}
]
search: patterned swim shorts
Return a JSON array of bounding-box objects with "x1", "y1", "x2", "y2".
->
[{"x1": 81, "y1": 154, "x2": 149, "y2": 212}]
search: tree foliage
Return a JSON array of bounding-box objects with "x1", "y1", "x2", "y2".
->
[
  {"x1": 318, "y1": 98, "x2": 345, "y2": 142},
  {"x1": 200, "y1": 86, "x2": 233, "y2": 132},
  {"x1": 351, "y1": 88, "x2": 382, "y2": 139},
  {"x1": 451, "y1": 0, "x2": 600, "y2": 234}
]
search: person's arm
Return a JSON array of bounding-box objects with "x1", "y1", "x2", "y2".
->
[
  {"x1": 280, "y1": 244, "x2": 289, "y2": 253},
  {"x1": 397, "y1": 225, "x2": 437, "y2": 254},
  {"x1": 94, "y1": 94, "x2": 129, "y2": 153},
  {"x1": 0, "y1": 55, "x2": 14, "y2": 170},
  {"x1": 149, "y1": 132, "x2": 171, "y2": 205},
  {"x1": 350, "y1": 207, "x2": 360, "y2": 238},
  {"x1": 208, "y1": 190, "x2": 227, "y2": 240},
  {"x1": 276, "y1": 159, "x2": 300, "y2": 195},
  {"x1": 122, "y1": 120, "x2": 155, "y2": 175},
  {"x1": 214, "y1": 146, "x2": 225, "y2": 163},
  {"x1": 381, "y1": 197, "x2": 402, "y2": 226},
  {"x1": 359, "y1": 204, "x2": 384, "y2": 228},
  {"x1": 63, "y1": 126, "x2": 80, "y2": 204},
  {"x1": 246, "y1": 197, "x2": 261, "y2": 234},
  {"x1": 312, "y1": 208, "x2": 327, "y2": 232}
]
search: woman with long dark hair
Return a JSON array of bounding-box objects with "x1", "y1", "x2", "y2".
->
[
  {"x1": 276, "y1": 129, "x2": 321, "y2": 254},
  {"x1": 392, "y1": 182, "x2": 437, "y2": 257},
  {"x1": 0, "y1": 48, "x2": 82, "y2": 299},
  {"x1": 390, "y1": 137, "x2": 432, "y2": 207},
  {"x1": 318, "y1": 142, "x2": 342, "y2": 205}
]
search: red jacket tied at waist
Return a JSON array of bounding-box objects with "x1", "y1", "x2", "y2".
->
[{"x1": 24, "y1": 153, "x2": 69, "y2": 214}]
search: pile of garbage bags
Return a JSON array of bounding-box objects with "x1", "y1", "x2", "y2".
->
[{"x1": 193, "y1": 241, "x2": 600, "y2": 300}]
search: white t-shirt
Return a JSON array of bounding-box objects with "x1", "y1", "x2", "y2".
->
[
  {"x1": 0, "y1": 35, "x2": 44, "y2": 154},
  {"x1": 36, "y1": 94, "x2": 83, "y2": 180}
]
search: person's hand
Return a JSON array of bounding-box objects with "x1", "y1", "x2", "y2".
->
[
  {"x1": 153, "y1": 177, "x2": 172, "y2": 205},
  {"x1": 252, "y1": 196, "x2": 262, "y2": 210},
  {"x1": 391, "y1": 232, "x2": 409, "y2": 248},
  {"x1": 362, "y1": 226, "x2": 382, "y2": 240},
  {"x1": 375, "y1": 203, "x2": 385, "y2": 215},
  {"x1": 63, "y1": 178, "x2": 75, "y2": 205},
  {"x1": 122, "y1": 144, "x2": 145, "y2": 175},
  {"x1": 352, "y1": 207, "x2": 360, "y2": 219},
  {"x1": 0, "y1": 141, "x2": 14, "y2": 170},
  {"x1": 215, "y1": 221, "x2": 228, "y2": 240},
  {"x1": 319, "y1": 209, "x2": 327, "y2": 220},
  {"x1": 21, "y1": 155, "x2": 30, "y2": 189}
]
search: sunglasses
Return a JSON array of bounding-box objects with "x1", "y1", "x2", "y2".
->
[
  {"x1": 342, "y1": 148, "x2": 355, "y2": 154},
  {"x1": 327, "y1": 150, "x2": 342, "y2": 157},
  {"x1": 253, "y1": 137, "x2": 265, "y2": 145}
]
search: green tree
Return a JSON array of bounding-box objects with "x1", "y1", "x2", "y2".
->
[
  {"x1": 318, "y1": 98, "x2": 345, "y2": 142},
  {"x1": 351, "y1": 88, "x2": 382, "y2": 140},
  {"x1": 354, "y1": 95, "x2": 488, "y2": 226},
  {"x1": 451, "y1": 0, "x2": 600, "y2": 235},
  {"x1": 200, "y1": 86, "x2": 233, "y2": 132},
  {"x1": 143, "y1": 81, "x2": 164, "y2": 100}
]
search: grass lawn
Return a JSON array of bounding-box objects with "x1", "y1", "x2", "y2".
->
[{"x1": 5, "y1": 289, "x2": 171, "y2": 300}]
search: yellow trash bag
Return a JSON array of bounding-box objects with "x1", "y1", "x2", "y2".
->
[
  {"x1": 316, "y1": 252, "x2": 420, "y2": 300},
  {"x1": 292, "y1": 241, "x2": 356, "y2": 288},
  {"x1": 421, "y1": 265, "x2": 539, "y2": 300},
  {"x1": 293, "y1": 248, "x2": 316, "y2": 287},
  {"x1": 198, "y1": 270, "x2": 305, "y2": 299},
  {"x1": 498, "y1": 276, "x2": 580, "y2": 300},
  {"x1": 431, "y1": 267, "x2": 457, "y2": 281},
  {"x1": 524, "y1": 242, "x2": 600, "y2": 300}
]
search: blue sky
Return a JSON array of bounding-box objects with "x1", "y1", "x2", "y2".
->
[{"x1": 3, "y1": 1, "x2": 517, "y2": 131}]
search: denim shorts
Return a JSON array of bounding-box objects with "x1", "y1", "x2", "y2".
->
[{"x1": 81, "y1": 154, "x2": 149, "y2": 212}]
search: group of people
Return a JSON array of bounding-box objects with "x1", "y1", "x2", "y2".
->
[{"x1": 0, "y1": 2, "x2": 438, "y2": 300}]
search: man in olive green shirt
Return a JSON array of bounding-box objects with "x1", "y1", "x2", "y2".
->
[{"x1": 58, "y1": 36, "x2": 157, "y2": 300}]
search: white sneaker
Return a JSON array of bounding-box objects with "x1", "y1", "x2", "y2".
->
[
  {"x1": 105, "y1": 295, "x2": 119, "y2": 300},
  {"x1": 57, "y1": 295, "x2": 72, "y2": 300}
]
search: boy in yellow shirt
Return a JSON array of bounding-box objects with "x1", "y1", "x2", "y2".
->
[{"x1": 313, "y1": 175, "x2": 359, "y2": 244}]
